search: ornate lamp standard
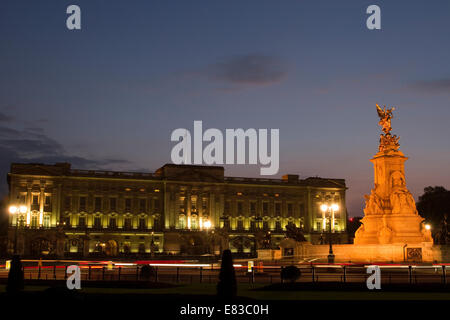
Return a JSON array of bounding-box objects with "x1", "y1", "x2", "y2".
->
[
  {"x1": 320, "y1": 203, "x2": 339, "y2": 264},
  {"x1": 8, "y1": 205, "x2": 27, "y2": 255},
  {"x1": 203, "y1": 220, "x2": 211, "y2": 253}
]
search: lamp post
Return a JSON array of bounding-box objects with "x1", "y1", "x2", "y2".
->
[
  {"x1": 203, "y1": 220, "x2": 211, "y2": 253},
  {"x1": 9, "y1": 205, "x2": 27, "y2": 255},
  {"x1": 320, "y1": 203, "x2": 339, "y2": 264}
]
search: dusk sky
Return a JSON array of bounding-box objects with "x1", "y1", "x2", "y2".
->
[{"x1": 0, "y1": 0, "x2": 449, "y2": 217}]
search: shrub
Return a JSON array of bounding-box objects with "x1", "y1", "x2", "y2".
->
[
  {"x1": 140, "y1": 265, "x2": 155, "y2": 281},
  {"x1": 7, "y1": 255, "x2": 24, "y2": 293},
  {"x1": 281, "y1": 265, "x2": 301, "y2": 283},
  {"x1": 217, "y1": 249, "x2": 237, "y2": 299}
]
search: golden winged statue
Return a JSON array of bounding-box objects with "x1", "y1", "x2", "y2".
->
[{"x1": 376, "y1": 104, "x2": 395, "y2": 134}]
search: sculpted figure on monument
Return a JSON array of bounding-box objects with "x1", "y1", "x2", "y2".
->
[
  {"x1": 363, "y1": 189, "x2": 383, "y2": 215},
  {"x1": 376, "y1": 104, "x2": 395, "y2": 134},
  {"x1": 378, "y1": 225, "x2": 393, "y2": 244},
  {"x1": 389, "y1": 171, "x2": 417, "y2": 214}
]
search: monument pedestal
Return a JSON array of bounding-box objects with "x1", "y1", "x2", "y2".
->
[
  {"x1": 354, "y1": 214, "x2": 431, "y2": 245},
  {"x1": 354, "y1": 105, "x2": 433, "y2": 246}
]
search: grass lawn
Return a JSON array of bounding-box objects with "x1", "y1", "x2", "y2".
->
[{"x1": 2, "y1": 283, "x2": 450, "y2": 300}]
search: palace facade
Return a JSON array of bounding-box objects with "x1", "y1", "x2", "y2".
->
[{"x1": 7, "y1": 162, "x2": 348, "y2": 258}]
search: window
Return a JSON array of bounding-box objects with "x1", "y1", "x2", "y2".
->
[
  {"x1": 237, "y1": 219, "x2": 244, "y2": 230},
  {"x1": 222, "y1": 217, "x2": 230, "y2": 229},
  {"x1": 262, "y1": 202, "x2": 268, "y2": 216},
  {"x1": 43, "y1": 215, "x2": 50, "y2": 228},
  {"x1": 139, "y1": 199, "x2": 146, "y2": 212},
  {"x1": 275, "y1": 203, "x2": 281, "y2": 216},
  {"x1": 190, "y1": 216, "x2": 198, "y2": 229},
  {"x1": 79, "y1": 197, "x2": 86, "y2": 211},
  {"x1": 125, "y1": 198, "x2": 132, "y2": 212},
  {"x1": 224, "y1": 201, "x2": 231, "y2": 214},
  {"x1": 64, "y1": 196, "x2": 71, "y2": 210},
  {"x1": 250, "y1": 202, "x2": 256, "y2": 215},
  {"x1": 32, "y1": 195, "x2": 39, "y2": 205},
  {"x1": 275, "y1": 220, "x2": 282, "y2": 231},
  {"x1": 19, "y1": 194, "x2": 26, "y2": 205},
  {"x1": 237, "y1": 202, "x2": 243, "y2": 216},
  {"x1": 94, "y1": 197, "x2": 102, "y2": 212},
  {"x1": 110, "y1": 198, "x2": 117, "y2": 211},
  {"x1": 154, "y1": 216, "x2": 161, "y2": 231},
  {"x1": 263, "y1": 221, "x2": 269, "y2": 230},
  {"x1": 179, "y1": 197, "x2": 185, "y2": 213},
  {"x1": 124, "y1": 217, "x2": 132, "y2": 230},
  {"x1": 139, "y1": 217, "x2": 146, "y2": 229},
  {"x1": 78, "y1": 216, "x2": 86, "y2": 227},
  {"x1": 191, "y1": 197, "x2": 197, "y2": 212},
  {"x1": 31, "y1": 215, "x2": 38, "y2": 227},
  {"x1": 154, "y1": 198, "x2": 160, "y2": 211},
  {"x1": 109, "y1": 217, "x2": 116, "y2": 228},
  {"x1": 94, "y1": 216, "x2": 102, "y2": 228},
  {"x1": 250, "y1": 220, "x2": 256, "y2": 231},
  {"x1": 179, "y1": 215, "x2": 186, "y2": 229},
  {"x1": 44, "y1": 195, "x2": 52, "y2": 211},
  {"x1": 287, "y1": 203, "x2": 293, "y2": 216}
]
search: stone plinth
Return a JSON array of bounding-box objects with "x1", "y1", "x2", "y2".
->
[
  {"x1": 277, "y1": 240, "x2": 435, "y2": 263},
  {"x1": 354, "y1": 147, "x2": 432, "y2": 245},
  {"x1": 354, "y1": 214, "x2": 430, "y2": 245}
]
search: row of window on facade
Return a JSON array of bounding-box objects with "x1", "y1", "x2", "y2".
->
[
  {"x1": 221, "y1": 201, "x2": 304, "y2": 217},
  {"x1": 16, "y1": 193, "x2": 52, "y2": 211},
  {"x1": 63, "y1": 196, "x2": 161, "y2": 213},
  {"x1": 65, "y1": 215, "x2": 162, "y2": 230},
  {"x1": 15, "y1": 214, "x2": 51, "y2": 228}
]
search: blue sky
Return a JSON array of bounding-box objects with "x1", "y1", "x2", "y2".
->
[{"x1": 0, "y1": 0, "x2": 449, "y2": 216}]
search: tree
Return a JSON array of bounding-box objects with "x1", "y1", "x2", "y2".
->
[
  {"x1": 285, "y1": 222, "x2": 306, "y2": 242},
  {"x1": 416, "y1": 186, "x2": 450, "y2": 238},
  {"x1": 347, "y1": 217, "x2": 363, "y2": 240},
  {"x1": 217, "y1": 249, "x2": 237, "y2": 299}
]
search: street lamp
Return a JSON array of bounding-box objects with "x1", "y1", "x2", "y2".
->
[
  {"x1": 320, "y1": 203, "x2": 339, "y2": 264},
  {"x1": 9, "y1": 205, "x2": 27, "y2": 254},
  {"x1": 203, "y1": 220, "x2": 211, "y2": 254}
]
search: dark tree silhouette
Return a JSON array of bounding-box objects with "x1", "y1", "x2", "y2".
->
[
  {"x1": 285, "y1": 222, "x2": 306, "y2": 242},
  {"x1": 6, "y1": 255, "x2": 24, "y2": 293},
  {"x1": 417, "y1": 186, "x2": 450, "y2": 239},
  {"x1": 217, "y1": 249, "x2": 237, "y2": 299},
  {"x1": 347, "y1": 217, "x2": 363, "y2": 240}
]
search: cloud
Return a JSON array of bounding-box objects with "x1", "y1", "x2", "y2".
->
[
  {"x1": 206, "y1": 54, "x2": 287, "y2": 86},
  {"x1": 0, "y1": 123, "x2": 133, "y2": 195},
  {"x1": 0, "y1": 111, "x2": 14, "y2": 122},
  {"x1": 408, "y1": 78, "x2": 450, "y2": 93}
]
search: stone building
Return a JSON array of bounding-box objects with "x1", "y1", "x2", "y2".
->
[{"x1": 7, "y1": 162, "x2": 348, "y2": 258}]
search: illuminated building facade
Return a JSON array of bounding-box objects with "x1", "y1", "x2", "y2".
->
[{"x1": 7, "y1": 163, "x2": 348, "y2": 258}]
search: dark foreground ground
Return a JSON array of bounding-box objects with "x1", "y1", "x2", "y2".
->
[{"x1": 1, "y1": 281, "x2": 450, "y2": 318}]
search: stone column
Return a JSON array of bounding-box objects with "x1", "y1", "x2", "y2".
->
[
  {"x1": 209, "y1": 192, "x2": 215, "y2": 228},
  {"x1": 39, "y1": 183, "x2": 45, "y2": 226},
  {"x1": 186, "y1": 188, "x2": 191, "y2": 229},
  {"x1": 306, "y1": 187, "x2": 313, "y2": 233}
]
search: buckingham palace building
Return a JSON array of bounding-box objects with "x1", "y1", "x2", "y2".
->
[{"x1": 6, "y1": 162, "x2": 348, "y2": 258}]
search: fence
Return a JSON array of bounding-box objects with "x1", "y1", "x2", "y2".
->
[{"x1": 3, "y1": 263, "x2": 448, "y2": 286}]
